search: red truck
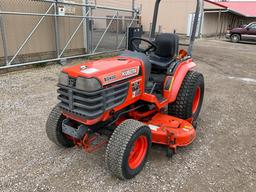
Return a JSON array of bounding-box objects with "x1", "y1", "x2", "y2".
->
[{"x1": 226, "y1": 22, "x2": 256, "y2": 43}]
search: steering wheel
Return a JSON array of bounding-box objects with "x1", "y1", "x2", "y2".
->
[{"x1": 130, "y1": 37, "x2": 157, "y2": 54}]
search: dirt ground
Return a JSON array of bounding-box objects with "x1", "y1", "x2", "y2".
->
[{"x1": 1, "y1": 39, "x2": 256, "y2": 192}]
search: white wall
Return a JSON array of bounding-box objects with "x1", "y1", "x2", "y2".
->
[{"x1": 140, "y1": 0, "x2": 196, "y2": 34}]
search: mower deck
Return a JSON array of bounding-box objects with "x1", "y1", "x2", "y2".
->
[
  {"x1": 147, "y1": 113, "x2": 196, "y2": 152},
  {"x1": 62, "y1": 112, "x2": 196, "y2": 155}
]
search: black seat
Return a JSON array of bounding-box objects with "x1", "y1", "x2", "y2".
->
[{"x1": 149, "y1": 33, "x2": 179, "y2": 71}]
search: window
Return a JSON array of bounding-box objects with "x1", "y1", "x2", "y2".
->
[{"x1": 248, "y1": 23, "x2": 256, "y2": 29}]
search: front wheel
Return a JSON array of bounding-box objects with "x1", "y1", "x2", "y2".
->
[
  {"x1": 231, "y1": 34, "x2": 240, "y2": 43},
  {"x1": 168, "y1": 71, "x2": 204, "y2": 121},
  {"x1": 46, "y1": 105, "x2": 75, "y2": 148},
  {"x1": 105, "y1": 119, "x2": 152, "y2": 179}
]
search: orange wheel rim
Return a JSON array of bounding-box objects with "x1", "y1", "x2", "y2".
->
[
  {"x1": 128, "y1": 136, "x2": 148, "y2": 170},
  {"x1": 192, "y1": 87, "x2": 201, "y2": 114}
]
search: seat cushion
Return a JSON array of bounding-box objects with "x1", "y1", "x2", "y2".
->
[{"x1": 149, "y1": 53, "x2": 174, "y2": 71}]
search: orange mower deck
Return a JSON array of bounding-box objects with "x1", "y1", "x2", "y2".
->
[
  {"x1": 147, "y1": 113, "x2": 196, "y2": 152},
  {"x1": 70, "y1": 112, "x2": 196, "y2": 156}
]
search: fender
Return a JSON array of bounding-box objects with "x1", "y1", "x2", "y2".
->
[{"x1": 168, "y1": 59, "x2": 196, "y2": 103}]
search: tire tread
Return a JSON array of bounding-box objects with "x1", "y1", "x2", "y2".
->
[
  {"x1": 105, "y1": 119, "x2": 149, "y2": 179},
  {"x1": 46, "y1": 105, "x2": 74, "y2": 147},
  {"x1": 168, "y1": 71, "x2": 204, "y2": 120}
]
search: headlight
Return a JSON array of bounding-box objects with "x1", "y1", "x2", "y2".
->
[
  {"x1": 226, "y1": 30, "x2": 230, "y2": 34},
  {"x1": 76, "y1": 77, "x2": 102, "y2": 92},
  {"x1": 58, "y1": 72, "x2": 69, "y2": 86}
]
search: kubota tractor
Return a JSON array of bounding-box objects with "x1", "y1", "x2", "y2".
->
[{"x1": 46, "y1": 0, "x2": 204, "y2": 179}]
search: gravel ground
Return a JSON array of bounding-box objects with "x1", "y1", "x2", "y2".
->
[{"x1": 1, "y1": 39, "x2": 256, "y2": 192}]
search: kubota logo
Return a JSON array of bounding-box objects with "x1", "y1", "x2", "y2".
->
[{"x1": 122, "y1": 68, "x2": 137, "y2": 77}]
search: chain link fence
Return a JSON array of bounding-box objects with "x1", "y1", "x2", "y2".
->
[{"x1": 0, "y1": 0, "x2": 141, "y2": 69}]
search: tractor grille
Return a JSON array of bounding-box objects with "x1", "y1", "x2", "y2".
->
[{"x1": 57, "y1": 79, "x2": 129, "y2": 119}]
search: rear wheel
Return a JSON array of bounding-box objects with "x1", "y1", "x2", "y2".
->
[
  {"x1": 231, "y1": 34, "x2": 240, "y2": 43},
  {"x1": 46, "y1": 105, "x2": 74, "y2": 147},
  {"x1": 105, "y1": 119, "x2": 151, "y2": 179},
  {"x1": 168, "y1": 71, "x2": 204, "y2": 121}
]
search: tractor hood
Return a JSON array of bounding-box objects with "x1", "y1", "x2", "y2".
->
[{"x1": 62, "y1": 56, "x2": 141, "y2": 86}]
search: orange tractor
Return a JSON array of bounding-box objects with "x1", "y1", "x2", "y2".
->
[{"x1": 46, "y1": 0, "x2": 204, "y2": 179}]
